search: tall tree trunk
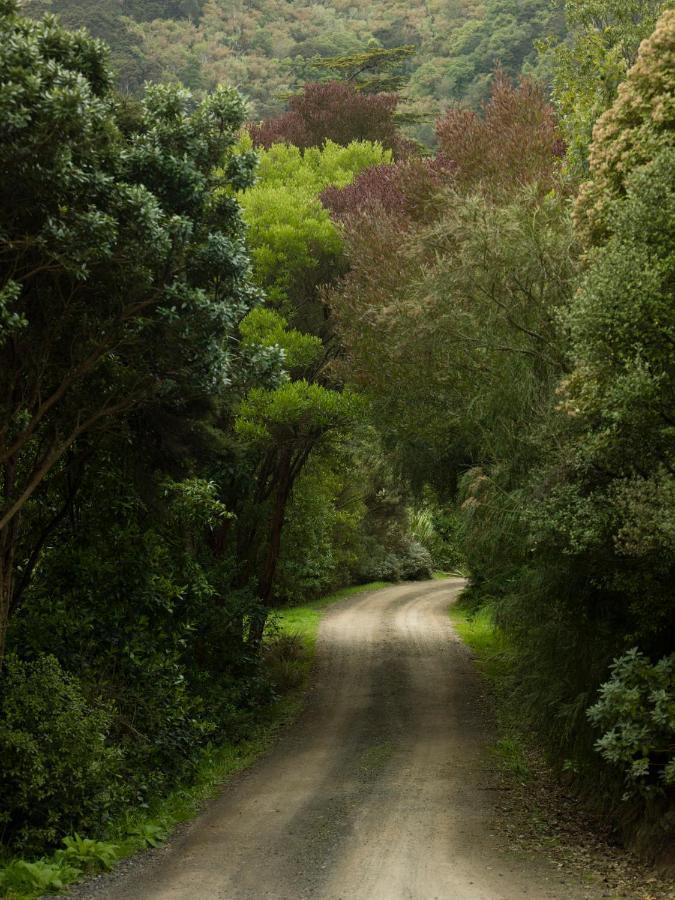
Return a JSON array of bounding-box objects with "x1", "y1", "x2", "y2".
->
[
  {"x1": 0, "y1": 555, "x2": 12, "y2": 668},
  {"x1": 0, "y1": 460, "x2": 19, "y2": 667},
  {"x1": 0, "y1": 520, "x2": 18, "y2": 668},
  {"x1": 248, "y1": 449, "x2": 293, "y2": 648}
]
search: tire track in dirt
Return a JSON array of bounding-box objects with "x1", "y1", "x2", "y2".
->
[{"x1": 77, "y1": 580, "x2": 606, "y2": 900}]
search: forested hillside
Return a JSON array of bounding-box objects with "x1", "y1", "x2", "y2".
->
[
  {"x1": 1, "y1": 0, "x2": 674, "y2": 896},
  {"x1": 23, "y1": 0, "x2": 564, "y2": 131}
]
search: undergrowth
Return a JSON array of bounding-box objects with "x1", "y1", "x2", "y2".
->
[
  {"x1": 0, "y1": 581, "x2": 388, "y2": 899},
  {"x1": 450, "y1": 597, "x2": 675, "y2": 895}
]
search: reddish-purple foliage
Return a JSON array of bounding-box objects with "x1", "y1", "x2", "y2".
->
[
  {"x1": 435, "y1": 71, "x2": 563, "y2": 193},
  {"x1": 249, "y1": 81, "x2": 405, "y2": 153},
  {"x1": 321, "y1": 155, "x2": 456, "y2": 224}
]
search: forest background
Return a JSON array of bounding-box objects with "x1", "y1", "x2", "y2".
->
[{"x1": 0, "y1": 0, "x2": 673, "y2": 894}]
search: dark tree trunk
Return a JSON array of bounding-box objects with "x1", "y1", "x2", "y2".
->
[
  {"x1": 0, "y1": 521, "x2": 18, "y2": 669},
  {"x1": 0, "y1": 460, "x2": 19, "y2": 667},
  {"x1": 0, "y1": 555, "x2": 12, "y2": 667},
  {"x1": 248, "y1": 448, "x2": 293, "y2": 648}
]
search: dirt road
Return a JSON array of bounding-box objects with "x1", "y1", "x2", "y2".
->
[{"x1": 81, "y1": 580, "x2": 602, "y2": 900}]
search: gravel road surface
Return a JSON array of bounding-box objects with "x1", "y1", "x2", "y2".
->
[{"x1": 76, "y1": 579, "x2": 603, "y2": 900}]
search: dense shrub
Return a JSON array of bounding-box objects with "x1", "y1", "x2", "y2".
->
[
  {"x1": 468, "y1": 10, "x2": 675, "y2": 844},
  {"x1": 409, "y1": 502, "x2": 465, "y2": 572},
  {"x1": 397, "y1": 540, "x2": 434, "y2": 581},
  {"x1": 354, "y1": 540, "x2": 433, "y2": 583},
  {"x1": 0, "y1": 656, "x2": 122, "y2": 852},
  {"x1": 354, "y1": 547, "x2": 403, "y2": 584},
  {"x1": 588, "y1": 649, "x2": 675, "y2": 792}
]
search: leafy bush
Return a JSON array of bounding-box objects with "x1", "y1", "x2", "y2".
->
[
  {"x1": 0, "y1": 858, "x2": 81, "y2": 897},
  {"x1": 588, "y1": 649, "x2": 675, "y2": 793},
  {"x1": 354, "y1": 541, "x2": 433, "y2": 583},
  {"x1": 58, "y1": 834, "x2": 120, "y2": 871},
  {"x1": 397, "y1": 540, "x2": 434, "y2": 581},
  {"x1": 354, "y1": 546, "x2": 402, "y2": 583},
  {"x1": 0, "y1": 655, "x2": 123, "y2": 852},
  {"x1": 409, "y1": 498, "x2": 465, "y2": 571}
]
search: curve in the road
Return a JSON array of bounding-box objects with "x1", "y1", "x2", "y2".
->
[{"x1": 78, "y1": 579, "x2": 600, "y2": 900}]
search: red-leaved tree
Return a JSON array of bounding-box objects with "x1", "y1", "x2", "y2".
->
[
  {"x1": 249, "y1": 81, "x2": 407, "y2": 153},
  {"x1": 321, "y1": 155, "x2": 455, "y2": 224},
  {"x1": 436, "y1": 71, "x2": 564, "y2": 195}
]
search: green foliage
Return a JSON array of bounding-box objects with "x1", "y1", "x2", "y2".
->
[
  {"x1": 538, "y1": 15, "x2": 675, "y2": 658},
  {"x1": 0, "y1": 857, "x2": 81, "y2": 897},
  {"x1": 331, "y1": 182, "x2": 574, "y2": 502},
  {"x1": 58, "y1": 834, "x2": 120, "y2": 871},
  {"x1": 24, "y1": 0, "x2": 564, "y2": 137},
  {"x1": 574, "y1": 8, "x2": 675, "y2": 241},
  {"x1": 588, "y1": 649, "x2": 675, "y2": 792},
  {"x1": 123, "y1": 821, "x2": 169, "y2": 849},
  {"x1": 309, "y1": 44, "x2": 417, "y2": 93},
  {"x1": 463, "y1": 9, "x2": 674, "y2": 834},
  {"x1": 546, "y1": 0, "x2": 667, "y2": 177},
  {"x1": 410, "y1": 0, "x2": 564, "y2": 111},
  {"x1": 0, "y1": 0, "x2": 270, "y2": 862},
  {"x1": 239, "y1": 140, "x2": 388, "y2": 319},
  {"x1": 0, "y1": 655, "x2": 121, "y2": 852},
  {"x1": 240, "y1": 307, "x2": 323, "y2": 371},
  {"x1": 236, "y1": 381, "x2": 363, "y2": 446},
  {"x1": 273, "y1": 457, "x2": 358, "y2": 603},
  {"x1": 409, "y1": 496, "x2": 465, "y2": 571},
  {"x1": 262, "y1": 632, "x2": 308, "y2": 692},
  {"x1": 396, "y1": 541, "x2": 434, "y2": 581},
  {"x1": 354, "y1": 538, "x2": 433, "y2": 584},
  {"x1": 161, "y1": 478, "x2": 233, "y2": 530},
  {"x1": 0, "y1": 0, "x2": 258, "y2": 666}
]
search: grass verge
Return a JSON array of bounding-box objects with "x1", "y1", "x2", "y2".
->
[
  {"x1": 269, "y1": 580, "x2": 390, "y2": 652},
  {"x1": 449, "y1": 600, "x2": 531, "y2": 781},
  {"x1": 0, "y1": 581, "x2": 389, "y2": 899},
  {"x1": 449, "y1": 598, "x2": 675, "y2": 899}
]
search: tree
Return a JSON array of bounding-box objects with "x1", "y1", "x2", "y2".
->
[
  {"x1": 235, "y1": 380, "x2": 363, "y2": 644},
  {"x1": 248, "y1": 81, "x2": 406, "y2": 153},
  {"x1": 0, "y1": 1, "x2": 257, "y2": 662},
  {"x1": 320, "y1": 154, "x2": 455, "y2": 223},
  {"x1": 483, "y1": 9, "x2": 675, "y2": 817},
  {"x1": 435, "y1": 71, "x2": 563, "y2": 196},
  {"x1": 308, "y1": 44, "x2": 417, "y2": 94},
  {"x1": 574, "y1": 7, "x2": 675, "y2": 242},
  {"x1": 545, "y1": 8, "x2": 675, "y2": 650},
  {"x1": 546, "y1": 0, "x2": 667, "y2": 177},
  {"x1": 238, "y1": 139, "x2": 390, "y2": 332}
]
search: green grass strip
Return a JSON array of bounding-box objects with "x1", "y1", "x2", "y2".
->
[{"x1": 449, "y1": 599, "x2": 531, "y2": 781}]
